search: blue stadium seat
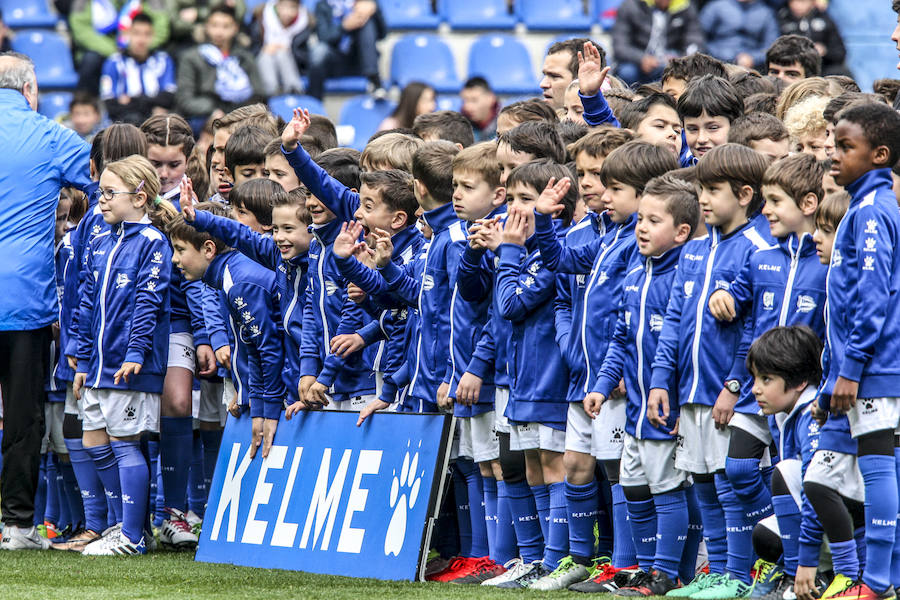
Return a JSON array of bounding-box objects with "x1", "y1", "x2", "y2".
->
[
  {"x1": 436, "y1": 95, "x2": 462, "y2": 112},
  {"x1": 467, "y1": 35, "x2": 539, "y2": 95},
  {"x1": 439, "y1": 0, "x2": 517, "y2": 29},
  {"x1": 324, "y1": 76, "x2": 370, "y2": 94},
  {"x1": 390, "y1": 35, "x2": 460, "y2": 93},
  {"x1": 594, "y1": 0, "x2": 624, "y2": 30},
  {"x1": 516, "y1": 0, "x2": 590, "y2": 31},
  {"x1": 339, "y1": 95, "x2": 396, "y2": 150},
  {"x1": 1, "y1": 0, "x2": 58, "y2": 28},
  {"x1": 268, "y1": 94, "x2": 327, "y2": 121},
  {"x1": 379, "y1": 0, "x2": 441, "y2": 29},
  {"x1": 38, "y1": 91, "x2": 72, "y2": 121},
  {"x1": 11, "y1": 30, "x2": 77, "y2": 88},
  {"x1": 244, "y1": 0, "x2": 267, "y2": 22},
  {"x1": 844, "y1": 37, "x2": 898, "y2": 94},
  {"x1": 828, "y1": 0, "x2": 895, "y2": 38}
]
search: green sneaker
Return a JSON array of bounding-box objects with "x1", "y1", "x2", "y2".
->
[
  {"x1": 586, "y1": 556, "x2": 613, "y2": 579},
  {"x1": 529, "y1": 556, "x2": 591, "y2": 591},
  {"x1": 691, "y1": 573, "x2": 752, "y2": 599},
  {"x1": 748, "y1": 559, "x2": 783, "y2": 597},
  {"x1": 667, "y1": 573, "x2": 722, "y2": 597}
]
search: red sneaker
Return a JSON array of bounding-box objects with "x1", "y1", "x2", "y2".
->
[
  {"x1": 827, "y1": 582, "x2": 896, "y2": 600},
  {"x1": 450, "y1": 557, "x2": 506, "y2": 584},
  {"x1": 428, "y1": 557, "x2": 479, "y2": 582},
  {"x1": 569, "y1": 562, "x2": 641, "y2": 593}
]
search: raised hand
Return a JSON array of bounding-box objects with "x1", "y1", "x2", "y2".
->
[
  {"x1": 502, "y1": 207, "x2": 528, "y2": 247},
  {"x1": 372, "y1": 228, "x2": 394, "y2": 268},
  {"x1": 578, "y1": 42, "x2": 611, "y2": 98},
  {"x1": 333, "y1": 220, "x2": 366, "y2": 259},
  {"x1": 181, "y1": 177, "x2": 197, "y2": 220},
  {"x1": 281, "y1": 108, "x2": 312, "y2": 152},
  {"x1": 535, "y1": 176, "x2": 572, "y2": 216}
]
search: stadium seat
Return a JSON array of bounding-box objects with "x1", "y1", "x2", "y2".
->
[
  {"x1": 11, "y1": 30, "x2": 78, "y2": 89},
  {"x1": 516, "y1": 0, "x2": 590, "y2": 31},
  {"x1": 467, "y1": 35, "x2": 539, "y2": 95},
  {"x1": 594, "y1": 0, "x2": 624, "y2": 30},
  {"x1": 244, "y1": 0, "x2": 267, "y2": 22},
  {"x1": 390, "y1": 34, "x2": 460, "y2": 93},
  {"x1": 268, "y1": 94, "x2": 327, "y2": 121},
  {"x1": 324, "y1": 76, "x2": 370, "y2": 94},
  {"x1": 844, "y1": 37, "x2": 898, "y2": 94},
  {"x1": 436, "y1": 95, "x2": 462, "y2": 112},
  {"x1": 379, "y1": 0, "x2": 441, "y2": 29},
  {"x1": 38, "y1": 91, "x2": 72, "y2": 121},
  {"x1": 438, "y1": 0, "x2": 517, "y2": 29},
  {"x1": 339, "y1": 95, "x2": 396, "y2": 150},
  {"x1": 0, "y1": 0, "x2": 58, "y2": 28}
]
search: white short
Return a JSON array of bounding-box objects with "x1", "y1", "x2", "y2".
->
[
  {"x1": 620, "y1": 433, "x2": 688, "y2": 494},
  {"x1": 803, "y1": 449, "x2": 865, "y2": 503},
  {"x1": 82, "y1": 388, "x2": 160, "y2": 437},
  {"x1": 167, "y1": 332, "x2": 195, "y2": 371},
  {"x1": 64, "y1": 383, "x2": 82, "y2": 419},
  {"x1": 458, "y1": 411, "x2": 500, "y2": 463},
  {"x1": 198, "y1": 380, "x2": 227, "y2": 426},
  {"x1": 327, "y1": 394, "x2": 374, "y2": 412},
  {"x1": 676, "y1": 404, "x2": 729, "y2": 474},
  {"x1": 191, "y1": 388, "x2": 200, "y2": 419},
  {"x1": 774, "y1": 458, "x2": 803, "y2": 507},
  {"x1": 494, "y1": 387, "x2": 510, "y2": 434},
  {"x1": 42, "y1": 402, "x2": 66, "y2": 455},
  {"x1": 592, "y1": 397, "x2": 627, "y2": 460},
  {"x1": 730, "y1": 412, "x2": 772, "y2": 444},
  {"x1": 510, "y1": 422, "x2": 566, "y2": 453},
  {"x1": 848, "y1": 397, "x2": 900, "y2": 438},
  {"x1": 565, "y1": 402, "x2": 593, "y2": 455}
]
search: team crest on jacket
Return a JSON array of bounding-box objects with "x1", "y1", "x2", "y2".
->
[
  {"x1": 683, "y1": 280, "x2": 695, "y2": 298},
  {"x1": 863, "y1": 256, "x2": 875, "y2": 271},
  {"x1": 422, "y1": 274, "x2": 435, "y2": 291},
  {"x1": 763, "y1": 291, "x2": 775, "y2": 310},
  {"x1": 597, "y1": 271, "x2": 609, "y2": 286},
  {"x1": 831, "y1": 248, "x2": 842, "y2": 267},
  {"x1": 324, "y1": 280, "x2": 339, "y2": 296},
  {"x1": 649, "y1": 314, "x2": 663, "y2": 332},
  {"x1": 115, "y1": 273, "x2": 131, "y2": 289},
  {"x1": 796, "y1": 295, "x2": 816, "y2": 313}
]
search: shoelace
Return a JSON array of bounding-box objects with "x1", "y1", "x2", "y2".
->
[
  {"x1": 550, "y1": 557, "x2": 577, "y2": 579},
  {"x1": 168, "y1": 516, "x2": 194, "y2": 533},
  {"x1": 754, "y1": 561, "x2": 777, "y2": 584},
  {"x1": 592, "y1": 563, "x2": 619, "y2": 582}
]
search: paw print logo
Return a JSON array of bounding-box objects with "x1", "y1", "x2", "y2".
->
[
  {"x1": 861, "y1": 399, "x2": 876, "y2": 413},
  {"x1": 820, "y1": 451, "x2": 835, "y2": 465},
  {"x1": 610, "y1": 427, "x2": 625, "y2": 443},
  {"x1": 676, "y1": 435, "x2": 684, "y2": 449},
  {"x1": 123, "y1": 406, "x2": 136, "y2": 420},
  {"x1": 384, "y1": 441, "x2": 424, "y2": 557}
]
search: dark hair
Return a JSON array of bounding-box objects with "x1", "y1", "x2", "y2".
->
[
  {"x1": 101, "y1": 123, "x2": 147, "y2": 171},
  {"x1": 390, "y1": 81, "x2": 434, "y2": 130},
  {"x1": 141, "y1": 114, "x2": 195, "y2": 158},
  {"x1": 837, "y1": 104, "x2": 900, "y2": 166},
  {"x1": 604, "y1": 88, "x2": 636, "y2": 120},
  {"x1": 307, "y1": 114, "x2": 338, "y2": 150},
  {"x1": 186, "y1": 150, "x2": 209, "y2": 203},
  {"x1": 90, "y1": 129, "x2": 104, "y2": 173},
  {"x1": 130, "y1": 11, "x2": 153, "y2": 27},
  {"x1": 506, "y1": 159, "x2": 578, "y2": 227},
  {"x1": 746, "y1": 326, "x2": 823, "y2": 389},
  {"x1": 369, "y1": 127, "x2": 417, "y2": 141},
  {"x1": 567, "y1": 126, "x2": 635, "y2": 160},
  {"x1": 229, "y1": 178, "x2": 283, "y2": 227},
  {"x1": 643, "y1": 174, "x2": 701, "y2": 237},
  {"x1": 823, "y1": 92, "x2": 885, "y2": 123},
  {"x1": 729, "y1": 70, "x2": 776, "y2": 98},
  {"x1": 766, "y1": 35, "x2": 821, "y2": 78},
  {"x1": 359, "y1": 169, "x2": 418, "y2": 226},
  {"x1": 498, "y1": 98, "x2": 559, "y2": 126},
  {"x1": 224, "y1": 125, "x2": 270, "y2": 176},
  {"x1": 744, "y1": 93, "x2": 778, "y2": 116},
  {"x1": 499, "y1": 120, "x2": 566, "y2": 164},
  {"x1": 676, "y1": 75, "x2": 743, "y2": 122},
  {"x1": 207, "y1": 3, "x2": 238, "y2": 22},
  {"x1": 728, "y1": 112, "x2": 789, "y2": 146},
  {"x1": 413, "y1": 111, "x2": 475, "y2": 148},
  {"x1": 696, "y1": 143, "x2": 769, "y2": 215},
  {"x1": 557, "y1": 120, "x2": 589, "y2": 159},
  {"x1": 634, "y1": 83, "x2": 664, "y2": 98},
  {"x1": 70, "y1": 90, "x2": 101, "y2": 112},
  {"x1": 547, "y1": 38, "x2": 603, "y2": 76},
  {"x1": 763, "y1": 153, "x2": 824, "y2": 206},
  {"x1": 315, "y1": 148, "x2": 362, "y2": 191},
  {"x1": 873, "y1": 78, "x2": 900, "y2": 106},
  {"x1": 815, "y1": 190, "x2": 850, "y2": 228},
  {"x1": 412, "y1": 141, "x2": 459, "y2": 204},
  {"x1": 600, "y1": 140, "x2": 679, "y2": 194},
  {"x1": 276, "y1": 187, "x2": 311, "y2": 225},
  {"x1": 894, "y1": 0, "x2": 900, "y2": 13},
  {"x1": 167, "y1": 202, "x2": 232, "y2": 253},
  {"x1": 619, "y1": 93, "x2": 678, "y2": 131},
  {"x1": 826, "y1": 75, "x2": 860, "y2": 93},
  {"x1": 463, "y1": 76, "x2": 492, "y2": 92},
  {"x1": 661, "y1": 53, "x2": 727, "y2": 85}
]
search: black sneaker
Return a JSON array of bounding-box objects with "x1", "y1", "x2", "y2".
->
[
  {"x1": 496, "y1": 561, "x2": 552, "y2": 589},
  {"x1": 759, "y1": 574, "x2": 797, "y2": 600},
  {"x1": 569, "y1": 565, "x2": 642, "y2": 593},
  {"x1": 617, "y1": 570, "x2": 680, "y2": 596}
]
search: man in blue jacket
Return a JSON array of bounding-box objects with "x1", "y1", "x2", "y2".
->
[{"x1": 0, "y1": 52, "x2": 91, "y2": 551}]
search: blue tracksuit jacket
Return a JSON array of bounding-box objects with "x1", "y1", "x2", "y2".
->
[{"x1": 55, "y1": 230, "x2": 77, "y2": 385}]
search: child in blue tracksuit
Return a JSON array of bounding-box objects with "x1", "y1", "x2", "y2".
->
[
  {"x1": 820, "y1": 104, "x2": 900, "y2": 600},
  {"x1": 73, "y1": 156, "x2": 175, "y2": 555},
  {"x1": 589, "y1": 175, "x2": 701, "y2": 595},
  {"x1": 706, "y1": 154, "x2": 828, "y2": 592},
  {"x1": 649, "y1": 144, "x2": 775, "y2": 596}
]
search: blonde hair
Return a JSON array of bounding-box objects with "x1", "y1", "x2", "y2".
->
[
  {"x1": 360, "y1": 133, "x2": 425, "y2": 173},
  {"x1": 783, "y1": 95, "x2": 829, "y2": 141},
  {"x1": 103, "y1": 154, "x2": 177, "y2": 228},
  {"x1": 775, "y1": 77, "x2": 842, "y2": 121},
  {"x1": 451, "y1": 141, "x2": 501, "y2": 188}
]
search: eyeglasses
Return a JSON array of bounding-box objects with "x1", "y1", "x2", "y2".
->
[{"x1": 99, "y1": 188, "x2": 137, "y2": 201}]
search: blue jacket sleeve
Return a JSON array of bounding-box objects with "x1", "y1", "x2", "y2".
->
[
  {"x1": 726, "y1": 259, "x2": 753, "y2": 320},
  {"x1": 202, "y1": 284, "x2": 231, "y2": 352},
  {"x1": 234, "y1": 282, "x2": 286, "y2": 419},
  {"x1": 334, "y1": 254, "x2": 415, "y2": 308},
  {"x1": 495, "y1": 244, "x2": 557, "y2": 323},
  {"x1": 379, "y1": 259, "x2": 422, "y2": 307},
  {"x1": 457, "y1": 245, "x2": 494, "y2": 302},
  {"x1": 534, "y1": 212, "x2": 599, "y2": 274},
  {"x1": 650, "y1": 259, "x2": 687, "y2": 391},
  {"x1": 191, "y1": 210, "x2": 280, "y2": 272},
  {"x1": 75, "y1": 241, "x2": 97, "y2": 369},
  {"x1": 124, "y1": 238, "x2": 172, "y2": 365},
  {"x1": 56, "y1": 125, "x2": 92, "y2": 191},
  {"x1": 798, "y1": 411, "x2": 824, "y2": 566},
  {"x1": 554, "y1": 274, "x2": 573, "y2": 353},
  {"x1": 282, "y1": 144, "x2": 359, "y2": 222},
  {"x1": 467, "y1": 322, "x2": 495, "y2": 380},
  {"x1": 299, "y1": 273, "x2": 322, "y2": 378},
  {"x1": 160, "y1": 54, "x2": 177, "y2": 93},
  {"x1": 593, "y1": 301, "x2": 629, "y2": 397},
  {"x1": 183, "y1": 278, "x2": 210, "y2": 347},
  {"x1": 581, "y1": 91, "x2": 620, "y2": 128},
  {"x1": 318, "y1": 296, "x2": 370, "y2": 388},
  {"x1": 357, "y1": 318, "x2": 387, "y2": 346}
]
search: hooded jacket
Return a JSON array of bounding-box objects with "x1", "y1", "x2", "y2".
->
[{"x1": 612, "y1": 0, "x2": 704, "y2": 66}]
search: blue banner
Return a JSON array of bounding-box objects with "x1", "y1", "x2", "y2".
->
[{"x1": 195, "y1": 410, "x2": 452, "y2": 581}]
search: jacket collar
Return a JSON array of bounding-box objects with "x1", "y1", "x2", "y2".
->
[
  {"x1": 0, "y1": 89, "x2": 30, "y2": 110},
  {"x1": 309, "y1": 218, "x2": 342, "y2": 246},
  {"x1": 391, "y1": 223, "x2": 422, "y2": 255},
  {"x1": 113, "y1": 214, "x2": 152, "y2": 236},
  {"x1": 845, "y1": 168, "x2": 894, "y2": 202},
  {"x1": 777, "y1": 385, "x2": 818, "y2": 431},
  {"x1": 647, "y1": 244, "x2": 682, "y2": 272},
  {"x1": 777, "y1": 231, "x2": 816, "y2": 260},
  {"x1": 422, "y1": 202, "x2": 458, "y2": 234},
  {"x1": 203, "y1": 250, "x2": 236, "y2": 287}
]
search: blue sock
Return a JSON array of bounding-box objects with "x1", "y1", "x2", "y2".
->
[
  {"x1": 611, "y1": 483, "x2": 637, "y2": 567},
  {"x1": 457, "y1": 459, "x2": 488, "y2": 557},
  {"x1": 680, "y1": 485, "x2": 705, "y2": 583},
  {"x1": 726, "y1": 457, "x2": 773, "y2": 524},
  {"x1": 694, "y1": 478, "x2": 726, "y2": 575},
  {"x1": 200, "y1": 428, "x2": 223, "y2": 516},
  {"x1": 146, "y1": 439, "x2": 164, "y2": 527},
  {"x1": 627, "y1": 496, "x2": 657, "y2": 572},
  {"x1": 65, "y1": 438, "x2": 107, "y2": 533},
  {"x1": 451, "y1": 462, "x2": 473, "y2": 557},
  {"x1": 566, "y1": 478, "x2": 599, "y2": 561},
  {"x1": 858, "y1": 454, "x2": 897, "y2": 593},
  {"x1": 155, "y1": 453, "x2": 165, "y2": 526},
  {"x1": 532, "y1": 484, "x2": 550, "y2": 544},
  {"x1": 159, "y1": 416, "x2": 192, "y2": 512},
  {"x1": 495, "y1": 481, "x2": 518, "y2": 564},
  {"x1": 110, "y1": 440, "x2": 149, "y2": 544},
  {"x1": 85, "y1": 443, "x2": 122, "y2": 524},
  {"x1": 188, "y1": 432, "x2": 205, "y2": 516},
  {"x1": 715, "y1": 473, "x2": 754, "y2": 583},
  {"x1": 655, "y1": 488, "x2": 689, "y2": 579},
  {"x1": 44, "y1": 453, "x2": 60, "y2": 527},
  {"x1": 855, "y1": 526, "x2": 867, "y2": 573},
  {"x1": 772, "y1": 494, "x2": 801, "y2": 576},
  {"x1": 597, "y1": 477, "x2": 614, "y2": 558},
  {"x1": 58, "y1": 458, "x2": 84, "y2": 531},
  {"x1": 55, "y1": 458, "x2": 72, "y2": 530},
  {"x1": 483, "y1": 476, "x2": 498, "y2": 562},
  {"x1": 506, "y1": 479, "x2": 544, "y2": 563},
  {"x1": 544, "y1": 482, "x2": 569, "y2": 570},
  {"x1": 831, "y1": 538, "x2": 860, "y2": 580}
]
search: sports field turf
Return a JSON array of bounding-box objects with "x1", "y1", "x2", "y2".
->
[{"x1": 0, "y1": 550, "x2": 584, "y2": 599}]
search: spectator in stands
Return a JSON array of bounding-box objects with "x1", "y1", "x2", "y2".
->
[
  {"x1": 176, "y1": 5, "x2": 263, "y2": 133},
  {"x1": 307, "y1": 0, "x2": 386, "y2": 100},
  {"x1": 765, "y1": 34, "x2": 821, "y2": 84},
  {"x1": 540, "y1": 38, "x2": 599, "y2": 111},
  {"x1": 612, "y1": 0, "x2": 705, "y2": 85},
  {"x1": 777, "y1": 0, "x2": 849, "y2": 77},
  {"x1": 461, "y1": 77, "x2": 500, "y2": 142},
  {"x1": 0, "y1": 12, "x2": 10, "y2": 54},
  {"x1": 255, "y1": 0, "x2": 312, "y2": 96},
  {"x1": 69, "y1": 0, "x2": 170, "y2": 93},
  {"x1": 63, "y1": 91, "x2": 104, "y2": 140},
  {"x1": 167, "y1": 0, "x2": 247, "y2": 48},
  {"x1": 99, "y1": 12, "x2": 175, "y2": 125},
  {"x1": 378, "y1": 81, "x2": 435, "y2": 131},
  {"x1": 699, "y1": 0, "x2": 779, "y2": 71}
]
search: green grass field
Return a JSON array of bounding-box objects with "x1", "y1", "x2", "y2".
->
[{"x1": 0, "y1": 550, "x2": 583, "y2": 600}]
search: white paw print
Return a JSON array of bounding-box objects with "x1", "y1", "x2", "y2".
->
[{"x1": 384, "y1": 442, "x2": 423, "y2": 556}]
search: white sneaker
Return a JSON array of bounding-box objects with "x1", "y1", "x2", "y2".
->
[
  {"x1": 82, "y1": 524, "x2": 121, "y2": 556},
  {"x1": 482, "y1": 558, "x2": 530, "y2": 586},
  {"x1": 0, "y1": 525, "x2": 51, "y2": 550},
  {"x1": 528, "y1": 556, "x2": 590, "y2": 591},
  {"x1": 159, "y1": 508, "x2": 198, "y2": 548},
  {"x1": 82, "y1": 527, "x2": 146, "y2": 556},
  {"x1": 185, "y1": 510, "x2": 203, "y2": 537}
]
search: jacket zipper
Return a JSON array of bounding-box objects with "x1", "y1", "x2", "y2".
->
[
  {"x1": 635, "y1": 258, "x2": 653, "y2": 438},
  {"x1": 582, "y1": 226, "x2": 622, "y2": 393},
  {"x1": 94, "y1": 227, "x2": 125, "y2": 389}
]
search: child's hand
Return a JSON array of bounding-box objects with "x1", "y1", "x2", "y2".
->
[
  {"x1": 372, "y1": 228, "x2": 394, "y2": 268},
  {"x1": 215, "y1": 345, "x2": 231, "y2": 370},
  {"x1": 830, "y1": 376, "x2": 858, "y2": 415},
  {"x1": 436, "y1": 382, "x2": 451, "y2": 411},
  {"x1": 180, "y1": 176, "x2": 198, "y2": 212},
  {"x1": 195, "y1": 344, "x2": 216, "y2": 376},
  {"x1": 250, "y1": 417, "x2": 264, "y2": 458},
  {"x1": 307, "y1": 381, "x2": 330, "y2": 407},
  {"x1": 347, "y1": 283, "x2": 367, "y2": 303},
  {"x1": 352, "y1": 243, "x2": 375, "y2": 268},
  {"x1": 67, "y1": 355, "x2": 77, "y2": 370},
  {"x1": 330, "y1": 333, "x2": 365, "y2": 358},
  {"x1": 455, "y1": 372, "x2": 483, "y2": 406},
  {"x1": 468, "y1": 216, "x2": 502, "y2": 249},
  {"x1": 578, "y1": 41, "x2": 611, "y2": 97},
  {"x1": 228, "y1": 398, "x2": 240, "y2": 418},
  {"x1": 712, "y1": 386, "x2": 738, "y2": 430},
  {"x1": 281, "y1": 108, "x2": 311, "y2": 152},
  {"x1": 357, "y1": 398, "x2": 390, "y2": 426},
  {"x1": 333, "y1": 220, "x2": 366, "y2": 259},
  {"x1": 708, "y1": 289, "x2": 736, "y2": 322},
  {"x1": 502, "y1": 207, "x2": 528, "y2": 246},
  {"x1": 535, "y1": 176, "x2": 572, "y2": 216},
  {"x1": 647, "y1": 388, "x2": 672, "y2": 430},
  {"x1": 114, "y1": 361, "x2": 142, "y2": 385},
  {"x1": 610, "y1": 378, "x2": 627, "y2": 400},
  {"x1": 73, "y1": 372, "x2": 86, "y2": 400},
  {"x1": 583, "y1": 392, "x2": 605, "y2": 418},
  {"x1": 469, "y1": 219, "x2": 503, "y2": 251},
  {"x1": 794, "y1": 565, "x2": 820, "y2": 600},
  {"x1": 809, "y1": 401, "x2": 828, "y2": 426},
  {"x1": 285, "y1": 399, "x2": 307, "y2": 420},
  {"x1": 298, "y1": 375, "x2": 317, "y2": 406}
]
